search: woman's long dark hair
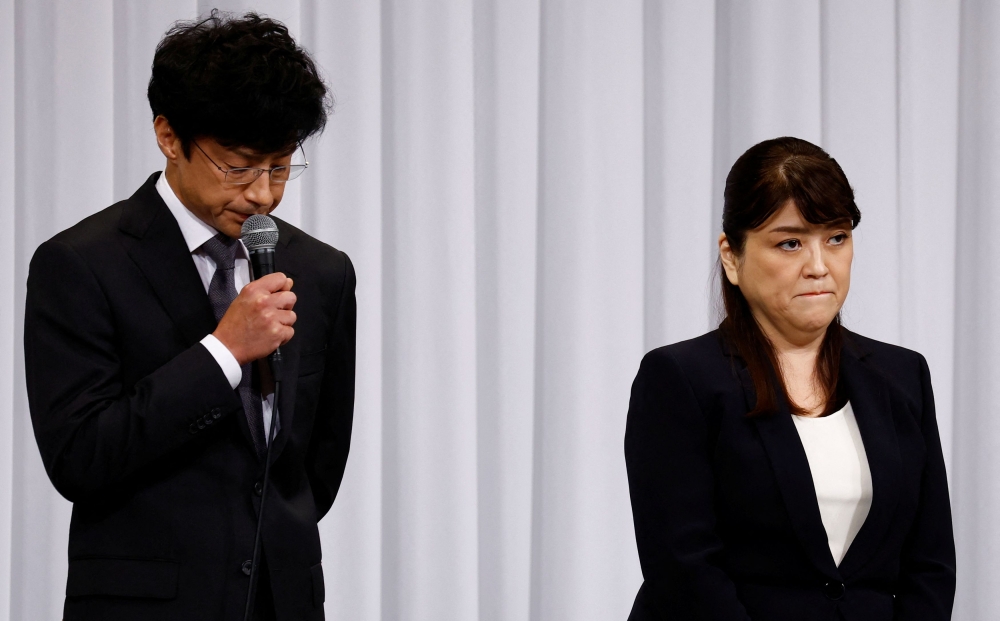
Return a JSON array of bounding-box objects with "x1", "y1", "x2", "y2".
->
[{"x1": 720, "y1": 137, "x2": 861, "y2": 417}]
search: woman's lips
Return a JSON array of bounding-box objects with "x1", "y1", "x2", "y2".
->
[{"x1": 797, "y1": 291, "x2": 832, "y2": 297}]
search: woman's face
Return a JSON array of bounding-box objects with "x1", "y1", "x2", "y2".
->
[{"x1": 720, "y1": 200, "x2": 853, "y2": 346}]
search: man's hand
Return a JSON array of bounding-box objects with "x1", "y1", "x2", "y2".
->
[{"x1": 213, "y1": 273, "x2": 296, "y2": 366}]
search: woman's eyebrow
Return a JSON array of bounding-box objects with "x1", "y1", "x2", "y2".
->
[
  {"x1": 768, "y1": 221, "x2": 851, "y2": 235},
  {"x1": 768, "y1": 225, "x2": 810, "y2": 234}
]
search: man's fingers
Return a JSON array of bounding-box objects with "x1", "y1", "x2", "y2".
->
[
  {"x1": 219, "y1": 273, "x2": 296, "y2": 363},
  {"x1": 273, "y1": 291, "x2": 297, "y2": 310},
  {"x1": 254, "y1": 272, "x2": 289, "y2": 293}
]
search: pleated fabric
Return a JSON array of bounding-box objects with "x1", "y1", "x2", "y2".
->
[{"x1": 0, "y1": 1, "x2": 992, "y2": 620}]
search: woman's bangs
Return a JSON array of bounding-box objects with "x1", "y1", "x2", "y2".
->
[{"x1": 795, "y1": 195, "x2": 858, "y2": 229}]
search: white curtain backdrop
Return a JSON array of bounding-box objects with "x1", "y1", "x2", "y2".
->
[{"x1": 0, "y1": 1, "x2": 995, "y2": 619}]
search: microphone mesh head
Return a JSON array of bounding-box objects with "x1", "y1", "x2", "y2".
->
[{"x1": 241, "y1": 214, "x2": 279, "y2": 250}]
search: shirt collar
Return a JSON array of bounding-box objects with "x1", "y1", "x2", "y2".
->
[{"x1": 156, "y1": 171, "x2": 247, "y2": 258}]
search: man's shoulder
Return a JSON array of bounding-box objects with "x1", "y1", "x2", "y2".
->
[
  {"x1": 43, "y1": 173, "x2": 161, "y2": 256},
  {"x1": 273, "y1": 217, "x2": 352, "y2": 278},
  {"x1": 46, "y1": 201, "x2": 129, "y2": 251},
  {"x1": 32, "y1": 201, "x2": 135, "y2": 280},
  {"x1": 271, "y1": 217, "x2": 355, "y2": 313},
  {"x1": 26, "y1": 184, "x2": 159, "y2": 297}
]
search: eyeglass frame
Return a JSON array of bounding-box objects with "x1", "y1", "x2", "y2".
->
[{"x1": 192, "y1": 140, "x2": 309, "y2": 185}]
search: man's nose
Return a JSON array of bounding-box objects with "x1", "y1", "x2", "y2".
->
[{"x1": 242, "y1": 172, "x2": 274, "y2": 210}]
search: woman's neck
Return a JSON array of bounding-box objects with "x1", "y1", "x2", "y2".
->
[{"x1": 758, "y1": 319, "x2": 829, "y2": 417}]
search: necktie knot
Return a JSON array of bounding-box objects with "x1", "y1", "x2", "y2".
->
[{"x1": 200, "y1": 233, "x2": 241, "y2": 270}]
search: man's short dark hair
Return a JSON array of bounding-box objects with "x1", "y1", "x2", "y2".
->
[{"x1": 148, "y1": 11, "x2": 330, "y2": 157}]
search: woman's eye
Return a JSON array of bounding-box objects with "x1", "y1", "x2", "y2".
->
[
  {"x1": 829, "y1": 233, "x2": 848, "y2": 245},
  {"x1": 778, "y1": 239, "x2": 800, "y2": 250}
]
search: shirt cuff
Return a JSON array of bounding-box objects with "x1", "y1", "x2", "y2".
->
[{"x1": 200, "y1": 334, "x2": 242, "y2": 390}]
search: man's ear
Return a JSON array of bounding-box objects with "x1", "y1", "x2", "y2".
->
[
  {"x1": 719, "y1": 233, "x2": 740, "y2": 286},
  {"x1": 153, "y1": 115, "x2": 184, "y2": 162}
]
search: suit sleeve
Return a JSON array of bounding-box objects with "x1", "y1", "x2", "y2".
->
[
  {"x1": 24, "y1": 239, "x2": 242, "y2": 503},
  {"x1": 306, "y1": 252, "x2": 357, "y2": 520},
  {"x1": 625, "y1": 349, "x2": 752, "y2": 620},
  {"x1": 893, "y1": 355, "x2": 956, "y2": 619}
]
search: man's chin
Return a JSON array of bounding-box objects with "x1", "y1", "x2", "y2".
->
[{"x1": 219, "y1": 215, "x2": 249, "y2": 239}]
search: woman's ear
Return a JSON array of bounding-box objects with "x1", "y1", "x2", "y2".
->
[{"x1": 719, "y1": 233, "x2": 740, "y2": 286}]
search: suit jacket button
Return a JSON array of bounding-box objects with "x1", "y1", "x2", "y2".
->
[
  {"x1": 823, "y1": 581, "x2": 846, "y2": 600},
  {"x1": 254, "y1": 481, "x2": 263, "y2": 496},
  {"x1": 188, "y1": 423, "x2": 198, "y2": 434},
  {"x1": 211, "y1": 407, "x2": 222, "y2": 419},
  {"x1": 196, "y1": 418, "x2": 207, "y2": 430},
  {"x1": 242, "y1": 560, "x2": 253, "y2": 576}
]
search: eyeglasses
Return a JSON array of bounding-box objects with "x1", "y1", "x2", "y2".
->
[{"x1": 192, "y1": 140, "x2": 309, "y2": 185}]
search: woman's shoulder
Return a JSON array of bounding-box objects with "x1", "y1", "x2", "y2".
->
[
  {"x1": 843, "y1": 329, "x2": 928, "y2": 374},
  {"x1": 842, "y1": 329, "x2": 931, "y2": 412},
  {"x1": 645, "y1": 330, "x2": 726, "y2": 361},
  {"x1": 639, "y1": 330, "x2": 734, "y2": 386}
]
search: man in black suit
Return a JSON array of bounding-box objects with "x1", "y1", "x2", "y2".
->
[{"x1": 23, "y1": 12, "x2": 355, "y2": 620}]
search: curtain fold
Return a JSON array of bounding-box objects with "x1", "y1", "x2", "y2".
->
[
  {"x1": 379, "y1": 2, "x2": 480, "y2": 619},
  {"x1": 301, "y1": 1, "x2": 384, "y2": 619},
  {"x1": 0, "y1": 0, "x2": 15, "y2": 619},
  {"x1": 1, "y1": 1, "x2": 993, "y2": 620},
  {"x1": 472, "y1": 1, "x2": 539, "y2": 620},
  {"x1": 532, "y1": 1, "x2": 646, "y2": 617},
  {"x1": 954, "y1": 1, "x2": 1000, "y2": 617}
]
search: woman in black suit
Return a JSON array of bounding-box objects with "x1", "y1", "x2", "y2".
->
[{"x1": 625, "y1": 137, "x2": 955, "y2": 620}]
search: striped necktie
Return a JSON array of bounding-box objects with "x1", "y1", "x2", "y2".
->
[{"x1": 200, "y1": 233, "x2": 267, "y2": 457}]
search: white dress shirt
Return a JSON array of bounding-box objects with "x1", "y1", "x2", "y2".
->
[
  {"x1": 792, "y1": 401, "x2": 873, "y2": 566},
  {"x1": 156, "y1": 172, "x2": 275, "y2": 441}
]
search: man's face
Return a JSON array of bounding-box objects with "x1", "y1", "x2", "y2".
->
[{"x1": 154, "y1": 116, "x2": 294, "y2": 238}]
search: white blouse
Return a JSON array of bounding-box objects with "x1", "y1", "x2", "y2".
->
[{"x1": 791, "y1": 401, "x2": 873, "y2": 566}]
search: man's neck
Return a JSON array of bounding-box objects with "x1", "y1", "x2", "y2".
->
[{"x1": 163, "y1": 165, "x2": 186, "y2": 209}]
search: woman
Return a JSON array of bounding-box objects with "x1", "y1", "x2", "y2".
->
[{"x1": 625, "y1": 137, "x2": 955, "y2": 620}]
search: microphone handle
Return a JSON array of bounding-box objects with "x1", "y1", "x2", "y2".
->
[
  {"x1": 268, "y1": 347, "x2": 283, "y2": 382},
  {"x1": 242, "y1": 239, "x2": 283, "y2": 621},
  {"x1": 248, "y1": 247, "x2": 276, "y2": 279},
  {"x1": 248, "y1": 247, "x2": 284, "y2": 380}
]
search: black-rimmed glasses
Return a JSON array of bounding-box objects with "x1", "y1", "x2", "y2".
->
[{"x1": 193, "y1": 140, "x2": 309, "y2": 185}]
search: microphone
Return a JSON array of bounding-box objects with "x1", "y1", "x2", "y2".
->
[
  {"x1": 241, "y1": 213, "x2": 279, "y2": 277},
  {"x1": 240, "y1": 213, "x2": 283, "y2": 621},
  {"x1": 241, "y1": 214, "x2": 283, "y2": 379}
]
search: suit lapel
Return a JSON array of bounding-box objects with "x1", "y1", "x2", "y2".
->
[
  {"x1": 835, "y1": 344, "x2": 902, "y2": 578},
  {"x1": 728, "y1": 330, "x2": 904, "y2": 581},
  {"x1": 118, "y1": 174, "x2": 217, "y2": 346},
  {"x1": 118, "y1": 173, "x2": 256, "y2": 454},
  {"x1": 119, "y1": 189, "x2": 312, "y2": 463},
  {"x1": 745, "y1": 365, "x2": 842, "y2": 581}
]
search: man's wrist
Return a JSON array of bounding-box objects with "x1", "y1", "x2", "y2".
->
[{"x1": 200, "y1": 334, "x2": 242, "y2": 389}]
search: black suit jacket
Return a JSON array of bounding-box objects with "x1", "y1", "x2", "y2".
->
[
  {"x1": 24, "y1": 173, "x2": 356, "y2": 620},
  {"x1": 625, "y1": 329, "x2": 955, "y2": 620}
]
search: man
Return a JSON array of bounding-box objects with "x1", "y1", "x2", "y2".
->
[{"x1": 23, "y1": 12, "x2": 355, "y2": 620}]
